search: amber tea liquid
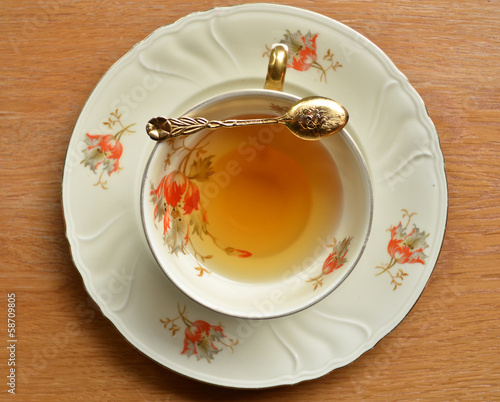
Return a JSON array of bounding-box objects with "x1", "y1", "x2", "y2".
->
[{"x1": 193, "y1": 115, "x2": 343, "y2": 282}]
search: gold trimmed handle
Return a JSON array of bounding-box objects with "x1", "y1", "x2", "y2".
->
[{"x1": 264, "y1": 44, "x2": 288, "y2": 91}]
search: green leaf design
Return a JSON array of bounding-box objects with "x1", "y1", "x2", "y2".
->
[{"x1": 187, "y1": 155, "x2": 214, "y2": 182}]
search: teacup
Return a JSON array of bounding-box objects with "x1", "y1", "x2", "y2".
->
[{"x1": 140, "y1": 46, "x2": 373, "y2": 319}]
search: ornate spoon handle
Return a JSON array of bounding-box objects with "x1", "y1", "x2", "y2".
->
[{"x1": 147, "y1": 115, "x2": 292, "y2": 141}]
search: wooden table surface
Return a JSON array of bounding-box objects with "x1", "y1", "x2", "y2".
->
[{"x1": 1, "y1": 0, "x2": 499, "y2": 400}]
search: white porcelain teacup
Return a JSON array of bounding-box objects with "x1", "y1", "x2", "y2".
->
[{"x1": 141, "y1": 47, "x2": 373, "y2": 319}]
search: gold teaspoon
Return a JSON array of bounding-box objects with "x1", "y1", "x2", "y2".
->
[{"x1": 146, "y1": 96, "x2": 348, "y2": 142}]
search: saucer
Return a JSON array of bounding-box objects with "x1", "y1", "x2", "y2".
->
[{"x1": 62, "y1": 4, "x2": 447, "y2": 388}]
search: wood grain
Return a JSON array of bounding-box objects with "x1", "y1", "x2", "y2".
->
[{"x1": 1, "y1": 0, "x2": 499, "y2": 400}]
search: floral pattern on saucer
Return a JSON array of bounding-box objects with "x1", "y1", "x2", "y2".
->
[
  {"x1": 264, "y1": 30, "x2": 342, "y2": 83},
  {"x1": 150, "y1": 136, "x2": 251, "y2": 269},
  {"x1": 81, "y1": 109, "x2": 136, "y2": 189},
  {"x1": 307, "y1": 236, "x2": 352, "y2": 290},
  {"x1": 375, "y1": 210, "x2": 430, "y2": 290},
  {"x1": 161, "y1": 304, "x2": 239, "y2": 363}
]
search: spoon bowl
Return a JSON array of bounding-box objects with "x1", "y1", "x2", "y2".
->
[{"x1": 285, "y1": 96, "x2": 349, "y2": 140}]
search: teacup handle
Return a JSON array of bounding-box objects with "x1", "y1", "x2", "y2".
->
[{"x1": 264, "y1": 44, "x2": 288, "y2": 91}]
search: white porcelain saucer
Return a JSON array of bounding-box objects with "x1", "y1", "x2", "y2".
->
[{"x1": 62, "y1": 4, "x2": 447, "y2": 388}]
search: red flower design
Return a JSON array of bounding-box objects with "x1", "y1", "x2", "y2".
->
[
  {"x1": 281, "y1": 30, "x2": 318, "y2": 72},
  {"x1": 150, "y1": 140, "x2": 252, "y2": 265},
  {"x1": 270, "y1": 30, "x2": 343, "y2": 83},
  {"x1": 224, "y1": 247, "x2": 253, "y2": 258},
  {"x1": 307, "y1": 236, "x2": 352, "y2": 290},
  {"x1": 388, "y1": 222, "x2": 428, "y2": 265},
  {"x1": 151, "y1": 171, "x2": 206, "y2": 255},
  {"x1": 82, "y1": 134, "x2": 123, "y2": 175},
  {"x1": 80, "y1": 110, "x2": 135, "y2": 189},
  {"x1": 161, "y1": 304, "x2": 238, "y2": 363},
  {"x1": 152, "y1": 171, "x2": 201, "y2": 218},
  {"x1": 322, "y1": 236, "x2": 352, "y2": 275},
  {"x1": 376, "y1": 211, "x2": 430, "y2": 290},
  {"x1": 181, "y1": 320, "x2": 226, "y2": 362}
]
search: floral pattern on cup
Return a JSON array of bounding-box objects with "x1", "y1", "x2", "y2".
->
[
  {"x1": 161, "y1": 304, "x2": 238, "y2": 363},
  {"x1": 264, "y1": 30, "x2": 342, "y2": 83},
  {"x1": 81, "y1": 109, "x2": 136, "y2": 189},
  {"x1": 150, "y1": 136, "x2": 252, "y2": 272},
  {"x1": 376, "y1": 210, "x2": 430, "y2": 290},
  {"x1": 307, "y1": 236, "x2": 352, "y2": 290}
]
